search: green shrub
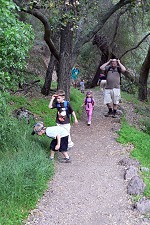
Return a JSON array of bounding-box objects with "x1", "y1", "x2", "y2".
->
[{"x1": 0, "y1": 0, "x2": 34, "y2": 91}]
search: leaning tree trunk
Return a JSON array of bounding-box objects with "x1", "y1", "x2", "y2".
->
[
  {"x1": 58, "y1": 22, "x2": 73, "y2": 100},
  {"x1": 90, "y1": 34, "x2": 116, "y2": 87},
  {"x1": 138, "y1": 46, "x2": 150, "y2": 101},
  {"x1": 90, "y1": 54, "x2": 108, "y2": 88},
  {"x1": 41, "y1": 54, "x2": 56, "y2": 95}
]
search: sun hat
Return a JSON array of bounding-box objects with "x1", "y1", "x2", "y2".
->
[{"x1": 31, "y1": 121, "x2": 44, "y2": 135}]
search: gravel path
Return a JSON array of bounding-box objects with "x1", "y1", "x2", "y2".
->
[{"x1": 25, "y1": 90, "x2": 149, "y2": 225}]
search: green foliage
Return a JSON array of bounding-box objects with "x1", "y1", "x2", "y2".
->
[
  {"x1": 77, "y1": 43, "x2": 100, "y2": 82},
  {"x1": 0, "y1": 85, "x2": 84, "y2": 224},
  {"x1": 0, "y1": 113, "x2": 54, "y2": 225},
  {"x1": 117, "y1": 121, "x2": 150, "y2": 197},
  {"x1": 0, "y1": 0, "x2": 34, "y2": 91},
  {"x1": 121, "y1": 91, "x2": 139, "y2": 104},
  {"x1": 121, "y1": 91, "x2": 150, "y2": 134},
  {"x1": 7, "y1": 94, "x2": 57, "y2": 126},
  {"x1": 70, "y1": 87, "x2": 84, "y2": 120},
  {"x1": 140, "y1": 118, "x2": 150, "y2": 135}
]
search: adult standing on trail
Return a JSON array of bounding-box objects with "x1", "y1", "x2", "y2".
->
[
  {"x1": 71, "y1": 66, "x2": 80, "y2": 88},
  {"x1": 100, "y1": 58, "x2": 126, "y2": 118}
]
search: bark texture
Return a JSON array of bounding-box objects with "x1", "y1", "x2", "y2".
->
[
  {"x1": 138, "y1": 46, "x2": 150, "y2": 101},
  {"x1": 58, "y1": 22, "x2": 73, "y2": 100},
  {"x1": 41, "y1": 54, "x2": 56, "y2": 95},
  {"x1": 91, "y1": 35, "x2": 116, "y2": 88}
]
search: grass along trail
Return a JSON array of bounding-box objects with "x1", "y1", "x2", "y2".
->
[{"x1": 24, "y1": 90, "x2": 148, "y2": 225}]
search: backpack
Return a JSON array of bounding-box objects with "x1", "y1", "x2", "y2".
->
[
  {"x1": 85, "y1": 97, "x2": 94, "y2": 105},
  {"x1": 56, "y1": 100, "x2": 69, "y2": 111},
  {"x1": 105, "y1": 66, "x2": 122, "y2": 84},
  {"x1": 56, "y1": 101, "x2": 70, "y2": 122}
]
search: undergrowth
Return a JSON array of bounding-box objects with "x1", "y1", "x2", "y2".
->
[
  {"x1": 121, "y1": 91, "x2": 150, "y2": 134},
  {"x1": 118, "y1": 91, "x2": 150, "y2": 199},
  {"x1": 117, "y1": 120, "x2": 150, "y2": 198},
  {"x1": 0, "y1": 87, "x2": 84, "y2": 225}
]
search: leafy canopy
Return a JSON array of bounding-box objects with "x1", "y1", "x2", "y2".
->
[{"x1": 0, "y1": 0, "x2": 34, "y2": 91}]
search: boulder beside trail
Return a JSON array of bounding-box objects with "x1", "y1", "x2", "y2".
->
[
  {"x1": 118, "y1": 157, "x2": 140, "y2": 168},
  {"x1": 127, "y1": 176, "x2": 146, "y2": 195},
  {"x1": 13, "y1": 107, "x2": 34, "y2": 123},
  {"x1": 124, "y1": 166, "x2": 138, "y2": 180},
  {"x1": 135, "y1": 198, "x2": 150, "y2": 214}
]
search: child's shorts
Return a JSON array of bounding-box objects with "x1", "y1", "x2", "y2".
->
[{"x1": 50, "y1": 136, "x2": 68, "y2": 152}]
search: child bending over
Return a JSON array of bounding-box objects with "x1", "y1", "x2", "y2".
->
[{"x1": 32, "y1": 121, "x2": 71, "y2": 163}]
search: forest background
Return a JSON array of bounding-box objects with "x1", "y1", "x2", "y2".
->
[{"x1": 0, "y1": 0, "x2": 150, "y2": 224}]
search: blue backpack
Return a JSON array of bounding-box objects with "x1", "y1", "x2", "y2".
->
[
  {"x1": 56, "y1": 100, "x2": 69, "y2": 110},
  {"x1": 56, "y1": 101, "x2": 70, "y2": 122}
]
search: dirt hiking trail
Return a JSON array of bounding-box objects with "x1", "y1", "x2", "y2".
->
[{"x1": 25, "y1": 90, "x2": 149, "y2": 225}]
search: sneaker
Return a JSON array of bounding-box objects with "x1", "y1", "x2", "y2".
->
[
  {"x1": 87, "y1": 121, "x2": 91, "y2": 126},
  {"x1": 104, "y1": 112, "x2": 113, "y2": 117},
  {"x1": 50, "y1": 157, "x2": 54, "y2": 161},
  {"x1": 64, "y1": 158, "x2": 71, "y2": 163}
]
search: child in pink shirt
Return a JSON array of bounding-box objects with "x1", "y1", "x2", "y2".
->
[{"x1": 84, "y1": 91, "x2": 95, "y2": 126}]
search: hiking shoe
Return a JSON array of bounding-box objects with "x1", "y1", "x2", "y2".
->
[{"x1": 104, "y1": 112, "x2": 113, "y2": 117}]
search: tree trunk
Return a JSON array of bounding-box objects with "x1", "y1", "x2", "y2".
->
[
  {"x1": 58, "y1": 22, "x2": 73, "y2": 100},
  {"x1": 41, "y1": 54, "x2": 56, "y2": 95},
  {"x1": 138, "y1": 46, "x2": 150, "y2": 101},
  {"x1": 90, "y1": 35, "x2": 116, "y2": 87}
]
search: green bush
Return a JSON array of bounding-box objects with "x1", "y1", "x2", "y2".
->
[{"x1": 0, "y1": 0, "x2": 34, "y2": 91}]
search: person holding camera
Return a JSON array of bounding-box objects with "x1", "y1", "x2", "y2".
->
[{"x1": 100, "y1": 59, "x2": 126, "y2": 118}]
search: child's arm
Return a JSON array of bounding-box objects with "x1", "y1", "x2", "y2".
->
[
  {"x1": 55, "y1": 134, "x2": 61, "y2": 150},
  {"x1": 72, "y1": 111, "x2": 78, "y2": 124},
  {"x1": 48, "y1": 94, "x2": 57, "y2": 108}
]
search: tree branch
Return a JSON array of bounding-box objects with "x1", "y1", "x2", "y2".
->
[
  {"x1": 14, "y1": 1, "x2": 60, "y2": 61},
  {"x1": 110, "y1": 8, "x2": 128, "y2": 48},
  {"x1": 73, "y1": 0, "x2": 132, "y2": 57},
  {"x1": 120, "y1": 33, "x2": 150, "y2": 59},
  {"x1": 25, "y1": 9, "x2": 59, "y2": 61}
]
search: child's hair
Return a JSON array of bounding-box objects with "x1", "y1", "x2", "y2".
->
[
  {"x1": 31, "y1": 121, "x2": 45, "y2": 135},
  {"x1": 86, "y1": 91, "x2": 93, "y2": 97},
  {"x1": 56, "y1": 89, "x2": 65, "y2": 97}
]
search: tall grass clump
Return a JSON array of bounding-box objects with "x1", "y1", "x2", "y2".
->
[
  {"x1": 0, "y1": 111, "x2": 54, "y2": 225},
  {"x1": 117, "y1": 120, "x2": 150, "y2": 198}
]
